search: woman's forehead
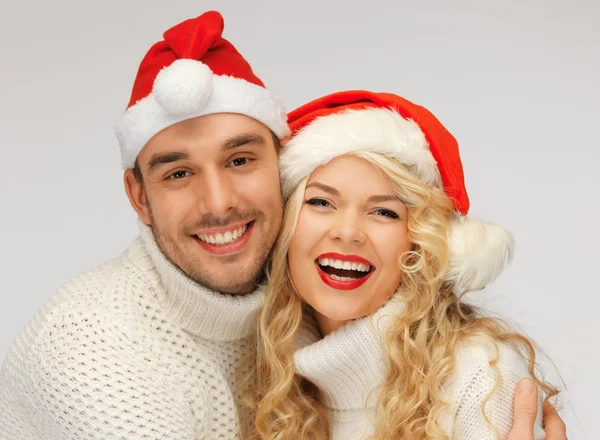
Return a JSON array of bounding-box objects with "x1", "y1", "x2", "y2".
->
[{"x1": 306, "y1": 155, "x2": 396, "y2": 195}]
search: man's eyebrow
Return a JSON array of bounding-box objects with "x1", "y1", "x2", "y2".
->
[
  {"x1": 147, "y1": 151, "x2": 190, "y2": 171},
  {"x1": 367, "y1": 194, "x2": 403, "y2": 203},
  {"x1": 305, "y1": 182, "x2": 341, "y2": 196},
  {"x1": 221, "y1": 133, "x2": 266, "y2": 152}
]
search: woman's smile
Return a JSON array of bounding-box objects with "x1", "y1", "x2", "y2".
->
[{"x1": 315, "y1": 252, "x2": 375, "y2": 290}]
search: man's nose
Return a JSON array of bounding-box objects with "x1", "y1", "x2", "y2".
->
[{"x1": 198, "y1": 169, "x2": 239, "y2": 217}]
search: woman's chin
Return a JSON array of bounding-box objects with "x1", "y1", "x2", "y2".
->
[{"x1": 314, "y1": 304, "x2": 369, "y2": 324}]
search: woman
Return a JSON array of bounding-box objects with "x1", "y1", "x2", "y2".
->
[{"x1": 248, "y1": 91, "x2": 558, "y2": 439}]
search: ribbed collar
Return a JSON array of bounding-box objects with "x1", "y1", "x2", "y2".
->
[{"x1": 137, "y1": 221, "x2": 264, "y2": 341}]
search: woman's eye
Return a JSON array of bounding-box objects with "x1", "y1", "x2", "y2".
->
[
  {"x1": 374, "y1": 209, "x2": 399, "y2": 219},
  {"x1": 229, "y1": 157, "x2": 250, "y2": 167},
  {"x1": 305, "y1": 198, "x2": 331, "y2": 208},
  {"x1": 169, "y1": 170, "x2": 191, "y2": 179}
]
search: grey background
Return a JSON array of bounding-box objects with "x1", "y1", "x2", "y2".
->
[{"x1": 1, "y1": 1, "x2": 597, "y2": 438}]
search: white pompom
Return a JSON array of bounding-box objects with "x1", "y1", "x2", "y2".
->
[
  {"x1": 445, "y1": 217, "x2": 514, "y2": 292},
  {"x1": 153, "y1": 59, "x2": 214, "y2": 115}
]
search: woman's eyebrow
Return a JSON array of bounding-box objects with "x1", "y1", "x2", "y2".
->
[
  {"x1": 305, "y1": 182, "x2": 340, "y2": 196},
  {"x1": 367, "y1": 194, "x2": 403, "y2": 203}
]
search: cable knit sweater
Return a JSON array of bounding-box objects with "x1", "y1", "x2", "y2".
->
[
  {"x1": 294, "y1": 297, "x2": 545, "y2": 440},
  {"x1": 0, "y1": 223, "x2": 263, "y2": 440}
]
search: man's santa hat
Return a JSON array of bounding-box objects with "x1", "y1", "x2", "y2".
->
[
  {"x1": 115, "y1": 11, "x2": 289, "y2": 169},
  {"x1": 280, "y1": 90, "x2": 513, "y2": 292}
]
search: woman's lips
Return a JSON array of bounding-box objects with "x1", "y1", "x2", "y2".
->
[
  {"x1": 314, "y1": 252, "x2": 375, "y2": 291},
  {"x1": 316, "y1": 264, "x2": 374, "y2": 290}
]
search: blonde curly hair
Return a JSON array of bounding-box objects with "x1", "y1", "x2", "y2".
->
[{"x1": 244, "y1": 150, "x2": 559, "y2": 440}]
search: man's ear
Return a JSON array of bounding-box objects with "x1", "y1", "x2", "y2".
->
[{"x1": 124, "y1": 169, "x2": 151, "y2": 225}]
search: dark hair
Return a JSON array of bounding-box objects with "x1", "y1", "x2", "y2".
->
[
  {"x1": 132, "y1": 159, "x2": 143, "y2": 183},
  {"x1": 271, "y1": 130, "x2": 282, "y2": 151}
]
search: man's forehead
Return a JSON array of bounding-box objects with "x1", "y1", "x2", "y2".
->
[
  {"x1": 160, "y1": 112, "x2": 270, "y2": 137},
  {"x1": 147, "y1": 111, "x2": 266, "y2": 143}
]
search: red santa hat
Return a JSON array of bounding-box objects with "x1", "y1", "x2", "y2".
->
[
  {"x1": 281, "y1": 90, "x2": 513, "y2": 292},
  {"x1": 115, "y1": 11, "x2": 289, "y2": 169}
]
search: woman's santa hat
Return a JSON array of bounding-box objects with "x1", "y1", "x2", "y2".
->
[
  {"x1": 115, "y1": 11, "x2": 289, "y2": 169},
  {"x1": 281, "y1": 90, "x2": 513, "y2": 292}
]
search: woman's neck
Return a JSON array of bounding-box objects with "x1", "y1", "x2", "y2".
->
[{"x1": 315, "y1": 311, "x2": 350, "y2": 336}]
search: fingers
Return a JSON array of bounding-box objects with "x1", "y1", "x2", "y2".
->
[
  {"x1": 543, "y1": 402, "x2": 568, "y2": 440},
  {"x1": 507, "y1": 378, "x2": 538, "y2": 440}
]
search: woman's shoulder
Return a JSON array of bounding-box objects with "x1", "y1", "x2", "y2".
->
[
  {"x1": 441, "y1": 336, "x2": 543, "y2": 439},
  {"x1": 452, "y1": 336, "x2": 530, "y2": 380},
  {"x1": 446, "y1": 336, "x2": 532, "y2": 405}
]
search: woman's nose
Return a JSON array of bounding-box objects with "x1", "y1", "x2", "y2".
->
[{"x1": 328, "y1": 212, "x2": 367, "y2": 244}]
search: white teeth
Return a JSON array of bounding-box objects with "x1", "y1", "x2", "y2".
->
[
  {"x1": 197, "y1": 225, "x2": 248, "y2": 246},
  {"x1": 330, "y1": 274, "x2": 359, "y2": 281},
  {"x1": 318, "y1": 258, "x2": 372, "y2": 272}
]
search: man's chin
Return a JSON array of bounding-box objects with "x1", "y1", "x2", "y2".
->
[
  {"x1": 164, "y1": 237, "x2": 269, "y2": 294},
  {"x1": 184, "y1": 260, "x2": 266, "y2": 295},
  {"x1": 198, "y1": 275, "x2": 261, "y2": 295}
]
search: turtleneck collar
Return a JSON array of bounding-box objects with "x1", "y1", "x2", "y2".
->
[
  {"x1": 294, "y1": 295, "x2": 405, "y2": 410},
  {"x1": 137, "y1": 221, "x2": 264, "y2": 341}
]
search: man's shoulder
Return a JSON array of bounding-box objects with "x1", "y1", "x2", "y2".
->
[
  {"x1": 42, "y1": 237, "x2": 153, "y2": 311},
  {"x1": 5, "y1": 238, "x2": 159, "y2": 362},
  {"x1": 0, "y1": 236, "x2": 200, "y2": 439}
]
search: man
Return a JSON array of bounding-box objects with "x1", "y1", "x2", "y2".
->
[{"x1": 0, "y1": 11, "x2": 566, "y2": 440}]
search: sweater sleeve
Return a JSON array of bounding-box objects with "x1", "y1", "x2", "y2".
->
[
  {"x1": 446, "y1": 340, "x2": 545, "y2": 440},
  {"x1": 0, "y1": 301, "x2": 203, "y2": 440}
]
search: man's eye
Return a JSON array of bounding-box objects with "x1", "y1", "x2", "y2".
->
[
  {"x1": 169, "y1": 171, "x2": 191, "y2": 179},
  {"x1": 229, "y1": 157, "x2": 250, "y2": 167},
  {"x1": 374, "y1": 209, "x2": 400, "y2": 219},
  {"x1": 305, "y1": 198, "x2": 331, "y2": 208}
]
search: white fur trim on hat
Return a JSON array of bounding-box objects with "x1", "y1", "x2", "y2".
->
[
  {"x1": 280, "y1": 107, "x2": 442, "y2": 198},
  {"x1": 445, "y1": 217, "x2": 515, "y2": 291},
  {"x1": 116, "y1": 72, "x2": 289, "y2": 169}
]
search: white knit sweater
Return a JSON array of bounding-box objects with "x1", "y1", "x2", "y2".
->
[
  {"x1": 0, "y1": 223, "x2": 263, "y2": 440},
  {"x1": 294, "y1": 297, "x2": 545, "y2": 440}
]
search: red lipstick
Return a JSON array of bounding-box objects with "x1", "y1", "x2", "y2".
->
[{"x1": 315, "y1": 252, "x2": 375, "y2": 291}]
